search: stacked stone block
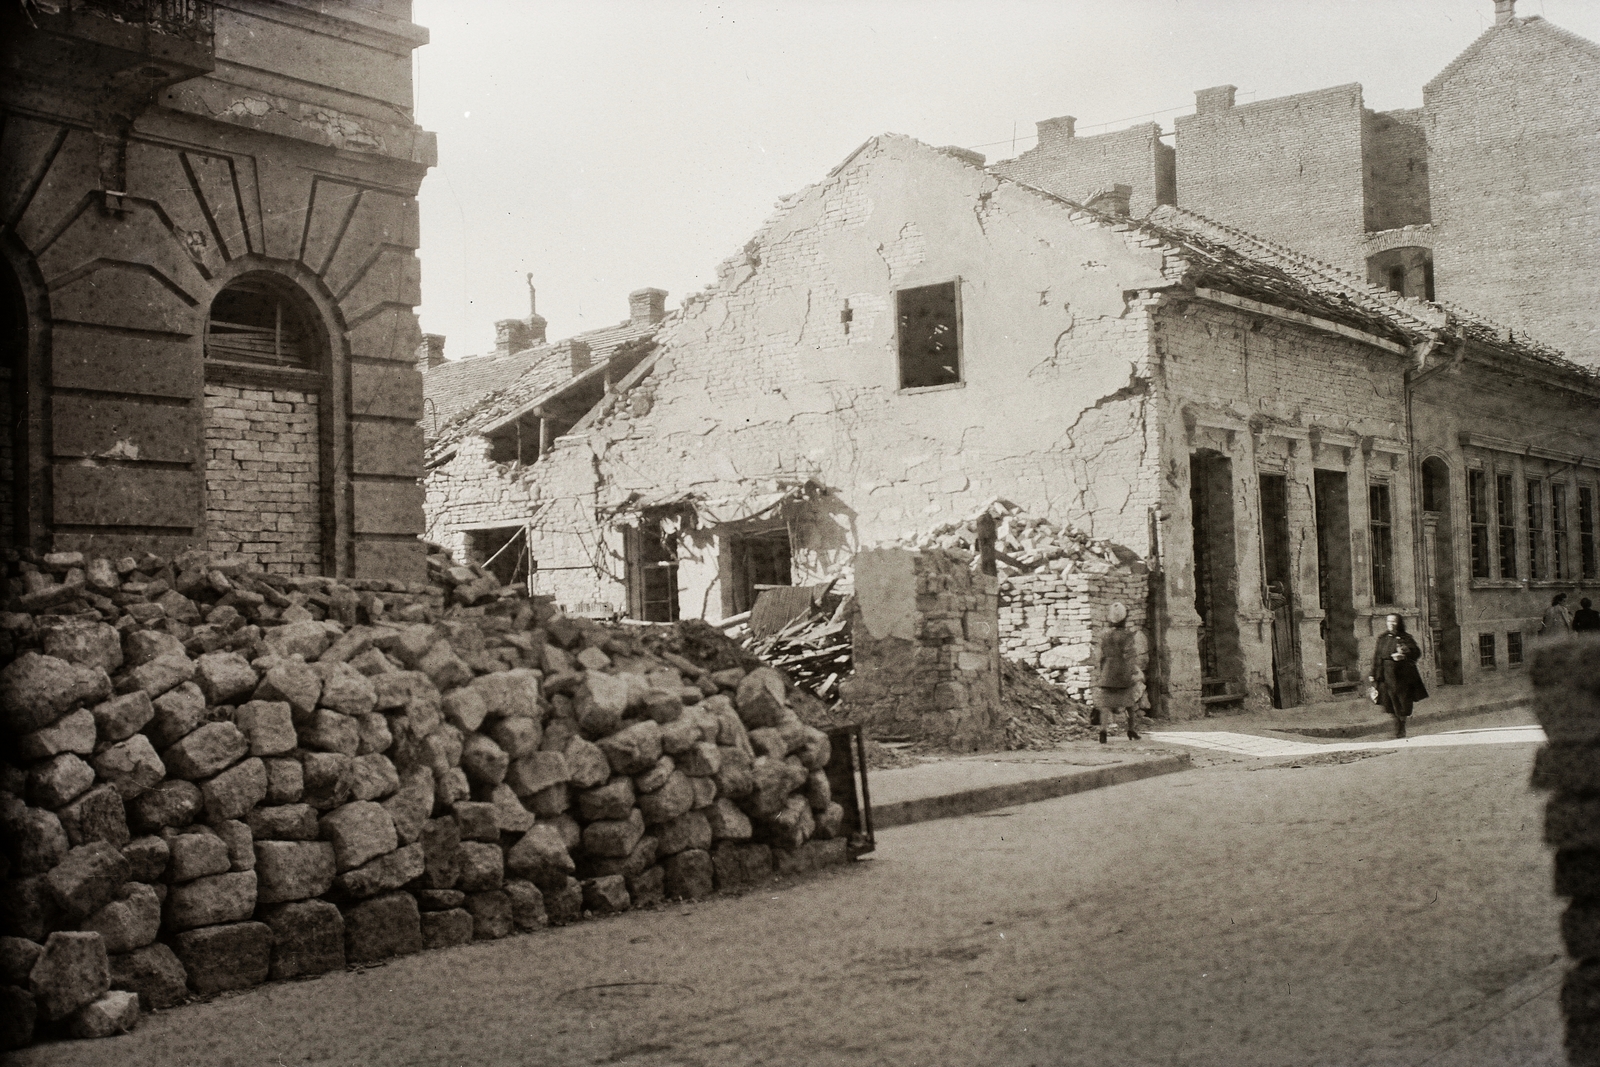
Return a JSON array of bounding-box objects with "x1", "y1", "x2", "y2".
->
[
  {"x1": 999, "y1": 565, "x2": 1148, "y2": 703},
  {"x1": 203, "y1": 385, "x2": 321, "y2": 575},
  {"x1": 840, "y1": 548, "x2": 1001, "y2": 751},
  {"x1": 1531, "y1": 634, "x2": 1600, "y2": 1066},
  {"x1": 0, "y1": 547, "x2": 848, "y2": 1049}
]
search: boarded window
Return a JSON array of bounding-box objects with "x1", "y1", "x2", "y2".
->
[
  {"x1": 205, "y1": 275, "x2": 320, "y2": 369},
  {"x1": 1496, "y1": 473, "x2": 1517, "y2": 579},
  {"x1": 896, "y1": 281, "x2": 961, "y2": 389},
  {"x1": 1467, "y1": 469, "x2": 1490, "y2": 579},
  {"x1": 1369, "y1": 483, "x2": 1394, "y2": 604}
]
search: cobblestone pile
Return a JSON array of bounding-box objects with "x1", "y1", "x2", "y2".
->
[{"x1": 0, "y1": 548, "x2": 849, "y2": 1050}]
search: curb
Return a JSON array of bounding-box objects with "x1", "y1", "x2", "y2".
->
[
  {"x1": 872, "y1": 754, "x2": 1193, "y2": 829},
  {"x1": 1277, "y1": 696, "x2": 1530, "y2": 739}
]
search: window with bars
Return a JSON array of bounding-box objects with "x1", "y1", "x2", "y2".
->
[
  {"x1": 205, "y1": 274, "x2": 320, "y2": 369},
  {"x1": 1527, "y1": 479, "x2": 1545, "y2": 580},
  {"x1": 1496, "y1": 473, "x2": 1517, "y2": 580},
  {"x1": 1581, "y1": 485, "x2": 1597, "y2": 581},
  {"x1": 1553, "y1": 483, "x2": 1569, "y2": 581},
  {"x1": 1468, "y1": 469, "x2": 1490, "y2": 579},
  {"x1": 896, "y1": 281, "x2": 961, "y2": 389},
  {"x1": 1369, "y1": 483, "x2": 1394, "y2": 604},
  {"x1": 1508, "y1": 631, "x2": 1524, "y2": 666},
  {"x1": 1478, "y1": 633, "x2": 1497, "y2": 669}
]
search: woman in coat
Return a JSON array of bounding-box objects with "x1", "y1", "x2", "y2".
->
[
  {"x1": 1369, "y1": 614, "x2": 1428, "y2": 738},
  {"x1": 1096, "y1": 601, "x2": 1141, "y2": 743}
]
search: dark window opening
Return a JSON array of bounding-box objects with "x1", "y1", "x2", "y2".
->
[
  {"x1": 1527, "y1": 479, "x2": 1545, "y2": 580},
  {"x1": 487, "y1": 415, "x2": 542, "y2": 465},
  {"x1": 1422, "y1": 461, "x2": 1445, "y2": 513},
  {"x1": 897, "y1": 281, "x2": 961, "y2": 389},
  {"x1": 467, "y1": 526, "x2": 530, "y2": 588},
  {"x1": 1581, "y1": 486, "x2": 1596, "y2": 580},
  {"x1": 626, "y1": 520, "x2": 680, "y2": 623},
  {"x1": 206, "y1": 275, "x2": 320, "y2": 369},
  {"x1": 1369, "y1": 483, "x2": 1395, "y2": 604},
  {"x1": 1508, "y1": 631, "x2": 1524, "y2": 666},
  {"x1": 1478, "y1": 633, "x2": 1497, "y2": 669},
  {"x1": 728, "y1": 528, "x2": 792, "y2": 616},
  {"x1": 1496, "y1": 473, "x2": 1517, "y2": 579},
  {"x1": 1422, "y1": 260, "x2": 1435, "y2": 302},
  {"x1": 1468, "y1": 469, "x2": 1490, "y2": 579},
  {"x1": 1553, "y1": 483, "x2": 1569, "y2": 580},
  {"x1": 1386, "y1": 267, "x2": 1405, "y2": 294}
]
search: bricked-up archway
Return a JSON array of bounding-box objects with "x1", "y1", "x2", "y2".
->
[{"x1": 202, "y1": 272, "x2": 327, "y2": 574}]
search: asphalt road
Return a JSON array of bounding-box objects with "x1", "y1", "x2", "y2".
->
[{"x1": 14, "y1": 713, "x2": 1561, "y2": 1067}]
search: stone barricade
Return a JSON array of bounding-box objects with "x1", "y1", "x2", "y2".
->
[{"x1": 999, "y1": 565, "x2": 1148, "y2": 704}]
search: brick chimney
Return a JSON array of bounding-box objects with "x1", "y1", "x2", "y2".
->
[
  {"x1": 494, "y1": 319, "x2": 533, "y2": 356},
  {"x1": 524, "y1": 275, "x2": 547, "y2": 344},
  {"x1": 415, "y1": 333, "x2": 446, "y2": 371},
  {"x1": 1035, "y1": 115, "x2": 1076, "y2": 150},
  {"x1": 628, "y1": 288, "x2": 668, "y2": 326},
  {"x1": 1195, "y1": 85, "x2": 1237, "y2": 115},
  {"x1": 553, "y1": 338, "x2": 591, "y2": 377},
  {"x1": 1086, "y1": 184, "x2": 1133, "y2": 217},
  {"x1": 1494, "y1": 0, "x2": 1515, "y2": 25}
]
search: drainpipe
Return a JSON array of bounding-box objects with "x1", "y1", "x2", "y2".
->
[{"x1": 1403, "y1": 331, "x2": 1456, "y2": 677}]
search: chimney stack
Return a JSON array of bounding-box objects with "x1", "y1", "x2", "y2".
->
[
  {"x1": 1494, "y1": 0, "x2": 1515, "y2": 25},
  {"x1": 553, "y1": 338, "x2": 592, "y2": 377},
  {"x1": 415, "y1": 334, "x2": 446, "y2": 371},
  {"x1": 524, "y1": 275, "x2": 547, "y2": 344},
  {"x1": 628, "y1": 288, "x2": 668, "y2": 326},
  {"x1": 1035, "y1": 115, "x2": 1077, "y2": 150},
  {"x1": 494, "y1": 319, "x2": 533, "y2": 357},
  {"x1": 1195, "y1": 85, "x2": 1237, "y2": 116}
]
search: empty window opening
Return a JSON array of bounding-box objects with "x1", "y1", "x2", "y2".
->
[
  {"x1": 1191, "y1": 452, "x2": 1243, "y2": 697},
  {"x1": 1314, "y1": 469, "x2": 1360, "y2": 686},
  {"x1": 1422, "y1": 461, "x2": 1446, "y2": 513},
  {"x1": 1496, "y1": 473, "x2": 1517, "y2": 579},
  {"x1": 1478, "y1": 633, "x2": 1497, "y2": 670},
  {"x1": 468, "y1": 526, "x2": 531, "y2": 589},
  {"x1": 487, "y1": 415, "x2": 543, "y2": 465},
  {"x1": 1259, "y1": 473, "x2": 1300, "y2": 708},
  {"x1": 1581, "y1": 486, "x2": 1596, "y2": 580},
  {"x1": 1369, "y1": 483, "x2": 1395, "y2": 604},
  {"x1": 1553, "y1": 483, "x2": 1569, "y2": 580},
  {"x1": 727, "y1": 528, "x2": 792, "y2": 617},
  {"x1": 897, "y1": 281, "x2": 961, "y2": 389},
  {"x1": 1386, "y1": 267, "x2": 1405, "y2": 295},
  {"x1": 625, "y1": 519, "x2": 680, "y2": 623},
  {"x1": 1508, "y1": 631, "x2": 1524, "y2": 666},
  {"x1": 1468, "y1": 469, "x2": 1491, "y2": 579},
  {"x1": 1527, "y1": 479, "x2": 1545, "y2": 580},
  {"x1": 206, "y1": 274, "x2": 320, "y2": 369}
]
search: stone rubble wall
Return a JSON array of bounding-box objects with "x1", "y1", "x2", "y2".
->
[
  {"x1": 999, "y1": 566, "x2": 1148, "y2": 703},
  {"x1": 0, "y1": 548, "x2": 849, "y2": 1050},
  {"x1": 839, "y1": 548, "x2": 1001, "y2": 751},
  {"x1": 203, "y1": 385, "x2": 322, "y2": 575}
]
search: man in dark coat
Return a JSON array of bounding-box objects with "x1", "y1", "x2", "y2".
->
[
  {"x1": 1369, "y1": 613, "x2": 1427, "y2": 738},
  {"x1": 1572, "y1": 598, "x2": 1599, "y2": 634}
]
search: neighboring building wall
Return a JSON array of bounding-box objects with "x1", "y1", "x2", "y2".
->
[
  {"x1": 523, "y1": 136, "x2": 1170, "y2": 623},
  {"x1": 0, "y1": 0, "x2": 433, "y2": 578},
  {"x1": 1362, "y1": 107, "x2": 1431, "y2": 232},
  {"x1": 1175, "y1": 84, "x2": 1371, "y2": 273},
  {"x1": 999, "y1": 562, "x2": 1148, "y2": 703},
  {"x1": 990, "y1": 120, "x2": 1174, "y2": 218},
  {"x1": 203, "y1": 384, "x2": 322, "y2": 573},
  {"x1": 1424, "y1": 18, "x2": 1600, "y2": 368},
  {"x1": 1152, "y1": 297, "x2": 1417, "y2": 717}
]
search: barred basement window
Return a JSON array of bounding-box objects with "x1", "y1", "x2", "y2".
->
[
  {"x1": 1369, "y1": 483, "x2": 1394, "y2": 604},
  {"x1": 1527, "y1": 479, "x2": 1545, "y2": 580},
  {"x1": 896, "y1": 281, "x2": 961, "y2": 389},
  {"x1": 1580, "y1": 485, "x2": 1596, "y2": 581},
  {"x1": 205, "y1": 274, "x2": 320, "y2": 369},
  {"x1": 1508, "y1": 631, "x2": 1524, "y2": 666},
  {"x1": 1496, "y1": 473, "x2": 1517, "y2": 579},
  {"x1": 1468, "y1": 469, "x2": 1490, "y2": 579},
  {"x1": 1478, "y1": 633, "x2": 1496, "y2": 669}
]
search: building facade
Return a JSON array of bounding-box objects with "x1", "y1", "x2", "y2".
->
[{"x1": 1, "y1": 0, "x2": 434, "y2": 580}]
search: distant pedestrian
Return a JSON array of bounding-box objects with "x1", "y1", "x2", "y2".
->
[
  {"x1": 1096, "y1": 601, "x2": 1141, "y2": 743},
  {"x1": 1369, "y1": 613, "x2": 1427, "y2": 739},
  {"x1": 1540, "y1": 593, "x2": 1574, "y2": 639},
  {"x1": 1573, "y1": 598, "x2": 1600, "y2": 634}
]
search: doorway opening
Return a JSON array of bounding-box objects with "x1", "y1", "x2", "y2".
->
[
  {"x1": 1190, "y1": 451, "x2": 1242, "y2": 703},
  {"x1": 1421, "y1": 457, "x2": 1463, "y2": 685},
  {"x1": 1259, "y1": 473, "x2": 1300, "y2": 708},
  {"x1": 625, "y1": 519, "x2": 680, "y2": 622},
  {"x1": 1314, "y1": 470, "x2": 1360, "y2": 690},
  {"x1": 726, "y1": 527, "x2": 793, "y2": 617}
]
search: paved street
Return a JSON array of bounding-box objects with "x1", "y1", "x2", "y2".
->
[{"x1": 14, "y1": 709, "x2": 1561, "y2": 1067}]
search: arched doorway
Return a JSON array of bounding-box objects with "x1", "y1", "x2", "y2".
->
[
  {"x1": 202, "y1": 272, "x2": 327, "y2": 574},
  {"x1": 1421, "y1": 456, "x2": 1463, "y2": 685}
]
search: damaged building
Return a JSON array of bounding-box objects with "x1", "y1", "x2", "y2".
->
[
  {"x1": 991, "y1": 0, "x2": 1600, "y2": 369},
  {"x1": 439, "y1": 133, "x2": 1599, "y2": 720},
  {"x1": 2, "y1": 0, "x2": 435, "y2": 580}
]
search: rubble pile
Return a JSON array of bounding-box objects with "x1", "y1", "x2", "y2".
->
[
  {"x1": 0, "y1": 549, "x2": 851, "y2": 1050},
  {"x1": 738, "y1": 600, "x2": 852, "y2": 707},
  {"x1": 908, "y1": 499, "x2": 1135, "y2": 578}
]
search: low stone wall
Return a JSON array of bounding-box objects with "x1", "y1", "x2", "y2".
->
[
  {"x1": 0, "y1": 550, "x2": 849, "y2": 1050},
  {"x1": 1531, "y1": 634, "x2": 1600, "y2": 1067},
  {"x1": 998, "y1": 563, "x2": 1148, "y2": 703},
  {"x1": 839, "y1": 547, "x2": 1001, "y2": 751}
]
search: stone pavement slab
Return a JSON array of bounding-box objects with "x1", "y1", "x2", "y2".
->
[
  {"x1": 1150, "y1": 723, "x2": 1546, "y2": 759},
  {"x1": 1178, "y1": 676, "x2": 1532, "y2": 739}
]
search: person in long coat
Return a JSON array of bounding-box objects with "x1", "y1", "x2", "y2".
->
[
  {"x1": 1369, "y1": 613, "x2": 1427, "y2": 738},
  {"x1": 1096, "y1": 602, "x2": 1141, "y2": 743}
]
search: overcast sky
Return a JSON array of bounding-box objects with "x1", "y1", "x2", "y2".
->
[{"x1": 409, "y1": 0, "x2": 1600, "y2": 360}]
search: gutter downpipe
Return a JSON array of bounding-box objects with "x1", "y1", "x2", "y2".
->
[{"x1": 1403, "y1": 331, "x2": 1457, "y2": 677}]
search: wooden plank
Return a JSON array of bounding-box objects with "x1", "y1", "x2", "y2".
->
[{"x1": 52, "y1": 465, "x2": 200, "y2": 528}]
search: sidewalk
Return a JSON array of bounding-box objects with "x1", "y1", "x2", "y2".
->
[{"x1": 865, "y1": 676, "x2": 1531, "y2": 831}]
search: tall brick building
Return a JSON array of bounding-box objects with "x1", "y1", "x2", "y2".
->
[
  {"x1": 993, "y1": 0, "x2": 1600, "y2": 369},
  {"x1": 1, "y1": 0, "x2": 434, "y2": 581},
  {"x1": 441, "y1": 135, "x2": 1599, "y2": 718}
]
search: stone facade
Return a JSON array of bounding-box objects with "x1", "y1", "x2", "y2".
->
[
  {"x1": 840, "y1": 548, "x2": 1001, "y2": 749},
  {"x1": 998, "y1": 2, "x2": 1599, "y2": 369},
  {"x1": 0, "y1": 0, "x2": 434, "y2": 580},
  {"x1": 203, "y1": 385, "x2": 321, "y2": 573}
]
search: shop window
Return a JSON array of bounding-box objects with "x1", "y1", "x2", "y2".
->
[
  {"x1": 206, "y1": 273, "x2": 320, "y2": 369},
  {"x1": 728, "y1": 528, "x2": 792, "y2": 616},
  {"x1": 896, "y1": 281, "x2": 961, "y2": 389},
  {"x1": 1369, "y1": 483, "x2": 1394, "y2": 604},
  {"x1": 1468, "y1": 469, "x2": 1490, "y2": 579},
  {"x1": 1496, "y1": 473, "x2": 1517, "y2": 579},
  {"x1": 1508, "y1": 631, "x2": 1523, "y2": 666},
  {"x1": 625, "y1": 520, "x2": 679, "y2": 623},
  {"x1": 1478, "y1": 633, "x2": 1496, "y2": 669}
]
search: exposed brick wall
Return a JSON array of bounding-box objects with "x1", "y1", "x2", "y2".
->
[
  {"x1": 1425, "y1": 18, "x2": 1600, "y2": 367},
  {"x1": 1175, "y1": 84, "x2": 1370, "y2": 273},
  {"x1": 1362, "y1": 107, "x2": 1431, "y2": 232},
  {"x1": 991, "y1": 122, "x2": 1174, "y2": 218},
  {"x1": 203, "y1": 383, "x2": 322, "y2": 574}
]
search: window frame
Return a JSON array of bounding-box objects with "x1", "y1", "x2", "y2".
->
[
  {"x1": 1581, "y1": 484, "x2": 1597, "y2": 581},
  {"x1": 1507, "y1": 631, "x2": 1524, "y2": 667},
  {"x1": 1478, "y1": 633, "x2": 1497, "y2": 670},
  {"x1": 894, "y1": 278, "x2": 964, "y2": 392},
  {"x1": 1368, "y1": 481, "x2": 1395, "y2": 605},
  {"x1": 1495, "y1": 472, "x2": 1518, "y2": 580},
  {"x1": 1527, "y1": 477, "x2": 1545, "y2": 581},
  {"x1": 1553, "y1": 481, "x2": 1569, "y2": 581},
  {"x1": 1467, "y1": 467, "x2": 1491, "y2": 579},
  {"x1": 624, "y1": 519, "x2": 680, "y2": 623}
]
